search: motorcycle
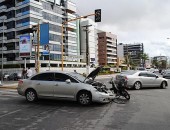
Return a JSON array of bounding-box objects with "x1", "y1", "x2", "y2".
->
[{"x1": 109, "y1": 77, "x2": 130, "y2": 100}]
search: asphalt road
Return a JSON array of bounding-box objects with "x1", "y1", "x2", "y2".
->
[{"x1": 0, "y1": 78, "x2": 170, "y2": 130}]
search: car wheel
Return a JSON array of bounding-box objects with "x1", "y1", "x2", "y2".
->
[
  {"x1": 25, "y1": 89, "x2": 38, "y2": 102},
  {"x1": 161, "y1": 81, "x2": 167, "y2": 89},
  {"x1": 77, "y1": 91, "x2": 92, "y2": 105},
  {"x1": 134, "y1": 81, "x2": 142, "y2": 90}
]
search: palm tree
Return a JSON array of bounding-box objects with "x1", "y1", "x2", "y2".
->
[{"x1": 140, "y1": 53, "x2": 149, "y2": 67}]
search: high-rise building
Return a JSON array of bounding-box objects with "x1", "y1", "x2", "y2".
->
[
  {"x1": 97, "y1": 31, "x2": 117, "y2": 66},
  {"x1": 0, "y1": 0, "x2": 84, "y2": 69},
  {"x1": 123, "y1": 43, "x2": 144, "y2": 66},
  {"x1": 80, "y1": 18, "x2": 98, "y2": 67}
]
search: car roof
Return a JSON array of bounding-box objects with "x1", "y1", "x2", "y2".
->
[{"x1": 38, "y1": 71, "x2": 71, "y2": 74}]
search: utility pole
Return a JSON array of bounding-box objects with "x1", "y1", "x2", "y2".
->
[
  {"x1": 37, "y1": 22, "x2": 40, "y2": 73},
  {"x1": 82, "y1": 25, "x2": 92, "y2": 75},
  {"x1": 1, "y1": 19, "x2": 4, "y2": 85}
]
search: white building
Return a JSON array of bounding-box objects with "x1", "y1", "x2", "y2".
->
[
  {"x1": 80, "y1": 18, "x2": 98, "y2": 66},
  {"x1": 0, "y1": 0, "x2": 86, "y2": 69}
]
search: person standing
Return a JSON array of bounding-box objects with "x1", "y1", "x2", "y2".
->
[
  {"x1": 22, "y1": 68, "x2": 27, "y2": 79},
  {"x1": 26, "y1": 67, "x2": 33, "y2": 78}
]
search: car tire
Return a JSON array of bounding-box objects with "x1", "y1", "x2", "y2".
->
[
  {"x1": 25, "y1": 89, "x2": 38, "y2": 102},
  {"x1": 161, "y1": 81, "x2": 167, "y2": 89},
  {"x1": 122, "y1": 90, "x2": 130, "y2": 100},
  {"x1": 77, "y1": 91, "x2": 92, "y2": 105},
  {"x1": 134, "y1": 81, "x2": 142, "y2": 90}
]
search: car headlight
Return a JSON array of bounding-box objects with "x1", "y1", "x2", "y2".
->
[{"x1": 94, "y1": 86, "x2": 107, "y2": 93}]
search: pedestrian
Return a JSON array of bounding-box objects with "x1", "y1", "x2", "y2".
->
[
  {"x1": 26, "y1": 67, "x2": 33, "y2": 78},
  {"x1": 22, "y1": 68, "x2": 27, "y2": 79}
]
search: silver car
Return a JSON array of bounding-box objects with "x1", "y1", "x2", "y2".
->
[
  {"x1": 17, "y1": 67, "x2": 114, "y2": 105},
  {"x1": 115, "y1": 71, "x2": 168, "y2": 90}
]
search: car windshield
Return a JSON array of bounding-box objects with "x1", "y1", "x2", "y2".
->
[{"x1": 67, "y1": 72, "x2": 86, "y2": 82}]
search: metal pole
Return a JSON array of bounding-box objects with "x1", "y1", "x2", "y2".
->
[
  {"x1": 37, "y1": 22, "x2": 40, "y2": 73},
  {"x1": 1, "y1": 19, "x2": 4, "y2": 84},
  {"x1": 82, "y1": 25, "x2": 92, "y2": 75},
  {"x1": 60, "y1": 13, "x2": 96, "y2": 71},
  {"x1": 86, "y1": 26, "x2": 90, "y2": 75},
  {"x1": 61, "y1": 24, "x2": 64, "y2": 71},
  {"x1": 48, "y1": 46, "x2": 50, "y2": 71},
  {"x1": 24, "y1": 58, "x2": 26, "y2": 70}
]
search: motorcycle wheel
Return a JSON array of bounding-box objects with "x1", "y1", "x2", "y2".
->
[{"x1": 122, "y1": 91, "x2": 130, "y2": 100}]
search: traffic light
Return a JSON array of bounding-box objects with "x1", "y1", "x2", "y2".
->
[{"x1": 95, "y1": 9, "x2": 101, "y2": 22}]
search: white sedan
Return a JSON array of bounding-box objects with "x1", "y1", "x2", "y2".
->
[
  {"x1": 115, "y1": 71, "x2": 168, "y2": 90},
  {"x1": 17, "y1": 67, "x2": 114, "y2": 105}
]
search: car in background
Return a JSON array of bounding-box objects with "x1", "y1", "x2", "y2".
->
[
  {"x1": 153, "y1": 69, "x2": 159, "y2": 73},
  {"x1": 0, "y1": 73, "x2": 9, "y2": 80},
  {"x1": 8, "y1": 73, "x2": 22, "y2": 81},
  {"x1": 17, "y1": 67, "x2": 114, "y2": 105},
  {"x1": 163, "y1": 70, "x2": 170, "y2": 79},
  {"x1": 136, "y1": 67, "x2": 146, "y2": 71},
  {"x1": 115, "y1": 71, "x2": 168, "y2": 90}
]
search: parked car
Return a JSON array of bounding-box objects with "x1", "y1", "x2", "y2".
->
[
  {"x1": 153, "y1": 69, "x2": 159, "y2": 73},
  {"x1": 8, "y1": 73, "x2": 22, "y2": 81},
  {"x1": 0, "y1": 72, "x2": 9, "y2": 80},
  {"x1": 17, "y1": 67, "x2": 114, "y2": 105},
  {"x1": 115, "y1": 71, "x2": 168, "y2": 90},
  {"x1": 163, "y1": 70, "x2": 170, "y2": 79}
]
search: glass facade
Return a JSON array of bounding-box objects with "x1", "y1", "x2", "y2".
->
[{"x1": 0, "y1": 0, "x2": 81, "y2": 68}]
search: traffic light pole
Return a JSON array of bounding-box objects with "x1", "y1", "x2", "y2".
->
[{"x1": 61, "y1": 13, "x2": 95, "y2": 71}]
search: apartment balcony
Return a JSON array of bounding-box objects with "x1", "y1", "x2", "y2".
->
[
  {"x1": 16, "y1": 10, "x2": 42, "y2": 18},
  {"x1": 16, "y1": 0, "x2": 42, "y2": 7},
  {"x1": 0, "y1": 26, "x2": 7, "y2": 31},
  {"x1": 65, "y1": 31, "x2": 76, "y2": 38},
  {"x1": 0, "y1": 47, "x2": 7, "y2": 51},
  {"x1": 0, "y1": 5, "x2": 7, "y2": 13},
  {"x1": 66, "y1": 13, "x2": 76, "y2": 19},
  {"x1": 0, "y1": 16, "x2": 7, "y2": 20},
  {"x1": 0, "y1": 37, "x2": 7, "y2": 41},
  {"x1": 107, "y1": 42, "x2": 117, "y2": 48},
  {"x1": 65, "y1": 0, "x2": 76, "y2": 13},
  {"x1": 64, "y1": 22, "x2": 76, "y2": 29},
  {"x1": 0, "y1": 58, "x2": 7, "y2": 62},
  {"x1": 3, "y1": 50, "x2": 19, "y2": 54}
]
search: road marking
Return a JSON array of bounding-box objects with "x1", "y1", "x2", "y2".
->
[{"x1": 0, "y1": 109, "x2": 21, "y2": 118}]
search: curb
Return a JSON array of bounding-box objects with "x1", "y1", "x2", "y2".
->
[
  {"x1": 0, "y1": 86, "x2": 17, "y2": 89},
  {"x1": 0, "y1": 84, "x2": 18, "y2": 90}
]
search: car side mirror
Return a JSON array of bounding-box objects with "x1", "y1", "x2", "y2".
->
[
  {"x1": 156, "y1": 76, "x2": 159, "y2": 78},
  {"x1": 66, "y1": 79, "x2": 71, "y2": 84}
]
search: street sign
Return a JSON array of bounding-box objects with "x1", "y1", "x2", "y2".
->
[
  {"x1": 40, "y1": 23, "x2": 49, "y2": 45},
  {"x1": 19, "y1": 35, "x2": 32, "y2": 57},
  {"x1": 32, "y1": 30, "x2": 38, "y2": 45}
]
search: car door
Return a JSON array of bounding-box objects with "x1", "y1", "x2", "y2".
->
[
  {"x1": 146, "y1": 73, "x2": 159, "y2": 87},
  {"x1": 138, "y1": 72, "x2": 150, "y2": 87},
  {"x1": 30, "y1": 72, "x2": 55, "y2": 97},
  {"x1": 53, "y1": 73, "x2": 79, "y2": 99}
]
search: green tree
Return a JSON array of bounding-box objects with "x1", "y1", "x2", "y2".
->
[
  {"x1": 140, "y1": 53, "x2": 149, "y2": 67},
  {"x1": 152, "y1": 59, "x2": 159, "y2": 68}
]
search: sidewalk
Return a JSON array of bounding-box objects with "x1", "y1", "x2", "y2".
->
[
  {"x1": 0, "y1": 81, "x2": 18, "y2": 89},
  {"x1": 96, "y1": 73, "x2": 117, "y2": 79}
]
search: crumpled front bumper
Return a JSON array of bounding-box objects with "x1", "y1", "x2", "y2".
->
[{"x1": 92, "y1": 90, "x2": 114, "y2": 103}]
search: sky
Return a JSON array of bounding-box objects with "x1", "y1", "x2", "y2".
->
[{"x1": 72, "y1": 0, "x2": 170, "y2": 58}]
